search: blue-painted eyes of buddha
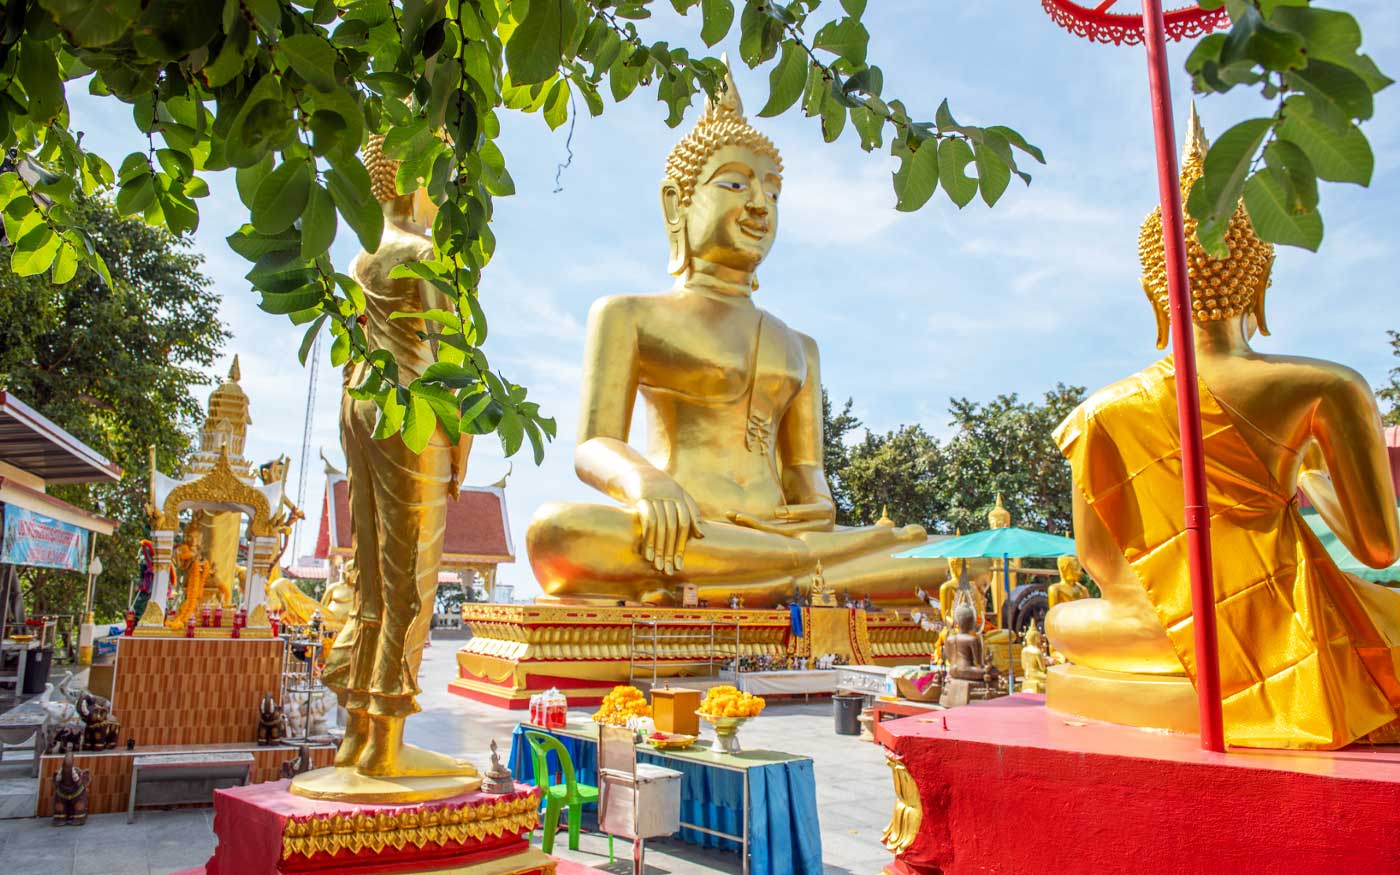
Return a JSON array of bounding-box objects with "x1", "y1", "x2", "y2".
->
[{"x1": 712, "y1": 179, "x2": 779, "y2": 202}]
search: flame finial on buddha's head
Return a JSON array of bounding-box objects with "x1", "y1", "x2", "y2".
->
[{"x1": 1138, "y1": 104, "x2": 1275, "y2": 348}]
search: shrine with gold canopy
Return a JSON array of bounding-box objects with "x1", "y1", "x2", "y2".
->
[{"x1": 139, "y1": 356, "x2": 302, "y2": 635}]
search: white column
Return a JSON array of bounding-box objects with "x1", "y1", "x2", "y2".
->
[
  {"x1": 151, "y1": 530, "x2": 175, "y2": 612},
  {"x1": 245, "y1": 535, "x2": 279, "y2": 609}
]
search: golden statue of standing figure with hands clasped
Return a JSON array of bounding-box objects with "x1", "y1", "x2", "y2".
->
[{"x1": 292, "y1": 134, "x2": 478, "y2": 802}]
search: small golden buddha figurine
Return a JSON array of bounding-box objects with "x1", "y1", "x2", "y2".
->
[
  {"x1": 295, "y1": 134, "x2": 477, "y2": 801},
  {"x1": 1046, "y1": 555, "x2": 1090, "y2": 609},
  {"x1": 526, "y1": 67, "x2": 941, "y2": 607},
  {"x1": 169, "y1": 520, "x2": 214, "y2": 627},
  {"x1": 1046, "y1": 107, "x2": 1400, "y2": 749},
  {"x1": 1020, "y1": 626, "x2": 1047, "y2": 694}
]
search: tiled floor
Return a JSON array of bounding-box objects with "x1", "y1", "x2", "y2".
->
[{"x1": 0, "y1": 636, "x2": 897, "y2": 875}]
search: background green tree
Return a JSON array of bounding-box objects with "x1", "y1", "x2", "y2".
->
[
  {"x1": 0, "y1": 197, "x2": 227, "y2": 623},
  {"x1": 821, "y1": 383, "x2": 1084, "y2": 537},
  {"x1": 1378, "y1": 330, "x2": 1400, "y2": 427}
]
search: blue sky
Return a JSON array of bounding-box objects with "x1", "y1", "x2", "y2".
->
[{"x1": 68, "y1": 2, "x2": 1400, "y2": 599}]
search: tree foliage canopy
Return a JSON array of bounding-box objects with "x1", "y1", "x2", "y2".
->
[
  {"x1": 1379, "y1": 330, "x2": 1400, "y2": 428},
  {"x1": 0, "y1": 0, "x2": 1383, "y2": 464},
  {"x1": 0, "y1": 196, "x2": 227, "y2": 622},
  {"x1": 823, "y1": 384, "x2": 1085, "y2": 537}
]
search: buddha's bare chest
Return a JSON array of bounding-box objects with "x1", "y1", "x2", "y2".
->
[{"x1": 634, "y1": 312, "x2": 806, "y2": 405}]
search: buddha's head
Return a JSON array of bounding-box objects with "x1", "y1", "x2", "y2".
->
[
  {"x1": 1026, "y1": 625, "x2": 1043, "y2": 649},
  {"x1": 947, "y1": 557, "x2": 967, "y2": 579},
  {"x1": 1139, "y1": 106, "x2": 1275, "y2": 349},
  {"x1": 953, "y1": 603, "x2": 976, "y2": 634},
  {"x1": 1057, "y1": 555, "x2": 1081, "y2": 582},
  {"x1": 662, "y1": 66, "x2": 783, "y2": 279},
  {"x1": 363, "y1": 133, "x2": 440, "y2": 229}
]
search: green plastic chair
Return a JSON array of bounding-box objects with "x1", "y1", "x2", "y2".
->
[{"x1": 523, "y1": 730, "x2": 611, "y2": 858}]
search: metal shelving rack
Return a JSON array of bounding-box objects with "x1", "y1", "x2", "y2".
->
[
  {"x1": 628, "y1": 618, "x2": 741, "y2": 687},
  {"x1": 279, "y1": 631, "x2": 328, "y2": 743}
]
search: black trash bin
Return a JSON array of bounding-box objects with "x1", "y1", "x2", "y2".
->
[
  {"x1": 833, "y1": 692, "x2": 864, "y2": 736},
  {"x1": 21, "y1": 646, "x2": 52, "y2": 695}
]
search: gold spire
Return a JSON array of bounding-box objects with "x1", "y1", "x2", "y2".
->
[
  {"x1": 988, "y1": 493, "x2": 1011, "y2": 529},
  {"x1": 1138, "y1": 105, "x2": 1274, "y2": 344},
  {"x1": 229, "y1": 355, "x2": 241, "y2": 382},
  {"x1": 876, "y1": 505, "x2": 894, "y2": 527}
]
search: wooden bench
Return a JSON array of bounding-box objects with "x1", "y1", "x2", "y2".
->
[{"x1": 127, "y1": 751, "x2": 253, "y2": 822}]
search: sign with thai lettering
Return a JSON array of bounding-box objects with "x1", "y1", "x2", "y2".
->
[{"x1": 1, "y1": 504, "x2": 89, "y2": 572}]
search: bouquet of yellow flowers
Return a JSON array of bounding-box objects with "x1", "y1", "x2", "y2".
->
[
  {"x1": 698, "y1": 685, "x2": 765, "y2": 719},
  {"x1": 592, "y1": 685, "x2": 652, "y2": 726}
]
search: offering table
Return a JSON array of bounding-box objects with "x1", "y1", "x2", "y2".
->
[{"x1": 508, "y1": 721, "x2": 821, "y2": 875}]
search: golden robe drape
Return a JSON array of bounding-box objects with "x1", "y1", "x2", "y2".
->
[{"x1": 1056, "y1": 357, "x2": 1400, "y2": 749}]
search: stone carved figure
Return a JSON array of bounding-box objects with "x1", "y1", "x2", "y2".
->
[
  {"x1": 257, "y1": 693, "x2": 283, "y2": 746},
  {"x1": 525, "y1": 66, "x2": 944, "y2": 608},
  {"x1": 51, "y1": 749, "x2": 90, "y2": 826},
  {"x1": 76, "y1": 692, "x2": 119, "y2": 752},
  {"x1": 946, "y1": 605, "x2": 999, "y2": 686}
]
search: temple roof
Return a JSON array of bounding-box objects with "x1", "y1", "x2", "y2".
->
[{"x1": 314, "y1": 469, "x2": 515, "y2": 566}]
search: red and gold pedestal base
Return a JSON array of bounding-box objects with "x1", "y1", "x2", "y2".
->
[
  {"x1": 876, "y1": 694, "x2": 1400, "y2": 875},
  {"x1": 202, "y1": 779, "x2": 549, "y2": 875},
  {"x1": 452, "y1": 603, "x2": 935, "y2": 708}
]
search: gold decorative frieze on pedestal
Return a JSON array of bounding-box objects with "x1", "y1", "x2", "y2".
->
[{"x1": 280, "y1": 791, "x2": 540, "y2": 860}]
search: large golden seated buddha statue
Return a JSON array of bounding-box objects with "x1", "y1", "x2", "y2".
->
[
  {"x1": 1045, "y1": 109, "x2": 1400, "y2": 750},
  {"x1": 527, "y1": 71, "x2": 942, "y2": 608}
]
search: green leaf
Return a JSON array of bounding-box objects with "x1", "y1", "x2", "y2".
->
[
  {"x1": 1243, "y1": 171, "x2": 1322, "y2": 251},
  {"x1": 758, "y1": 41, "x2": 806, "y2": 118},
  {"x1": 465, "y1": 293, "x2": 489, "y2": 345},
  {"x1": 1272, "y1": 6, "x2": 1393, "y2": 92},
  {"x1": 50, "y1": 236, "x2": 79, "y2": 284},
  {"x1": 372, "y1": 390, "x2": 406, "y2": 441},
  {"x1": 38, "y1": 0, "x2": 141, "y2": 47},
  {"x1": 892, "y1": 138, "x2": 938, "y2": 212},
  {"x1": 973, "y1": 141, "x2": 1011, "y2": 207},
  {"x1": 252, "y1": 160, "x2": 313, "y2": 235},
  {"x1": 1285, "y1": 59, "x2": 1373, "y2": 129},
  {"x1": 391, "y1": 308, "x2": 463, "y2": 330},
  {"x1": 1261, "y1": 139, "x2": 1317, "y2": 213},
  {"x1": 115, "y1": 174, "x2": 155, "y2": 216},
  {"x1": 298, "y1": 313, "x2": 328, "y2": 365},
  {"x1": 235, "y1": 154, "x2": 274, "y2": 208},
  {"x1": 329, "y1": 329, "x2": 350, "y2": 367},
  {"x1": 1276, "y1": 97, "x2": 1373, "y2": 185},
  {"x1": 258, "y1": 286, "x2": 324, "y2": 314},
  {"x1": 986, "y1": 125, "x2": 1045, "y2": 165},
  {"x1": 17, "y1": 40, "x2": 64, "y2": 124},
  {"x1": 279, "y1": 34, "x2": 339, "y2": 92},
  {"x1": 543, "y1": 78, "x2": 569, "y2": 130},
  {"x1": 498, "y1": 407, "x2": 524, "y2": 457},
  {"x1": 700, "y1": 0, "x2": 734, "y2": 47},
  {"x1": 850, "y1": 106, "x2": 882, "y2": 152},
  {"x1": 423, "y1": 361, "x2": 476, "y2": 387},
  {"x1": 841, "y1": 0, "x2": 867, "y2": 15},
  {"x1": 300, "y1": 182, "x2": 337, "y2": 260},
  {"x1": 820, "y1": 89, "x2": 846, "y2": 143},
  {"x1": 937, "y1": 138, "x2": 977, "y2": 209},
  {"x1": 402, "y1": 393, "x2": 437, "y2": 453},
  {"x1": 813, "y1": 17, "x2": 868, "y2": 67},
  {"x1": 224, "y1": 75, "x2": 288, "y2": 168},
  {"x1": 1185, "y1": 117, "x2": 1273, "y2": 256},
  {"x1": 326, "y1": 155, "x2": 384, "y2": 252},
  {"x1": 507, "y1": 0, "x2": 575, "y2": 86}
]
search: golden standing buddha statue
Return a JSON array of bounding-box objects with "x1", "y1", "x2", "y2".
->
[
  {"x1": 1045, "y1": 108, "x2": 1400, "y2": 749},
  {"x1": 526, "y1": 69, "x2": 941, "y2": 607},
  {"x1": 293, "y1": 134, "x2": 477, "y2": 801}
]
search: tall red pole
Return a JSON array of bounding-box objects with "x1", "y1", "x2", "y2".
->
[{"x1": 1140, "y1": 0, "x2": 1226, "y2": 753}]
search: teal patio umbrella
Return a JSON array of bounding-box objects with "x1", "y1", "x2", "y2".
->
[
  {"x1": 1301, "y1": 503, "x2": 1400, "y2": 584},
  {"x1": 892, "y1": 527, "x2": 1077, "y2": 560}
]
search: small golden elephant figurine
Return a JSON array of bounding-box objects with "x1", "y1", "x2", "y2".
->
[
  {"x1": 257, "y1": 693, "x2": 284, "y2": 746},
  {"x1": 52, "y1": 749, "x2": 90, "y2": 826},
  {"x1": 76, "y1": 692, "x2": 120, "y2": 752}
]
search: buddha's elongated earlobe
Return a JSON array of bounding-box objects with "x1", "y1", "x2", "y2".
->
[
  {"x1": 1252, "y1": 252, "x2": 1274, "y2": 337},
  {"x1": 1143, "y1": 278, "x2": 1170, "y2": 350},
  {"x1": 661, "y1": 182, "x2": 688, "y2": 275}
]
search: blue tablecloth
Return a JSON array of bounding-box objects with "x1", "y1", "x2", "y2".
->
[{"x1": 509, "y1": 724, "x2": 822, "y2": 875}]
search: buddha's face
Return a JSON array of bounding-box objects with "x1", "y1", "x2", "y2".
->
[
  {"x1": 1058, "y1": 556, "x2": 1081, "y2": 581},
  {"x1": 676, "y1": 145, "x2": 781, "y2": 273}
]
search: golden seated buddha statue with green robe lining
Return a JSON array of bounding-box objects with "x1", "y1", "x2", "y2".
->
[
  {"x1": 1045, "y1": 108, "x2": 1400, "y2": 750},
  {"x1": 526, "y1": 68, "x2": 943, "y2": 608}
]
